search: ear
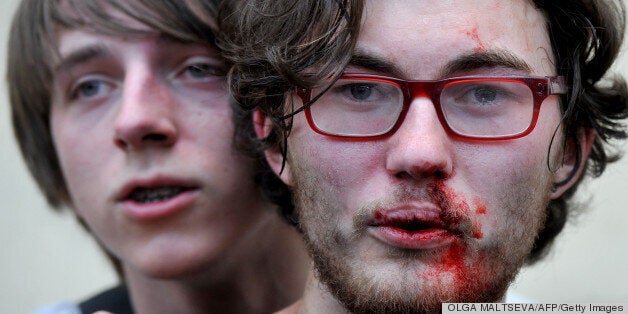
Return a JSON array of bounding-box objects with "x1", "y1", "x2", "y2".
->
[
  {"x1": 253, "y1": 109, "x2": 293, "y2": 186},
  {"x1": 551, "y1": 129, "x2": 595, "y2": 199}
]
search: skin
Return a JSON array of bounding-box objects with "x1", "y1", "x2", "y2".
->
[
  {"x1": 50, "y1": 24, "x2": 307, "y2": 314},
  {"x1": 262, "y1": 0, "x2": 593, "y2": 312}
]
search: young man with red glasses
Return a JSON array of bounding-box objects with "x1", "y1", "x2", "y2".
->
[{"x1": 219, "y1": 0, "x2": 628, "y2": 312}]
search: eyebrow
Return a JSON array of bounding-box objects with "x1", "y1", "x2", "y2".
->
[
  {"x1": 54, "y1": 45, "x2": 109, "y2": 74},
  {"x1": 347, "y1": 49, "x2": 532, "y2": 79},
  {"x1": 155, "y1": 34, "x2": 192, "y2": 48},
  {"x1": 440, "y1": 50, "x2": 532, "y2": 77},
  {"x1": 348, "y1": 52, "x2": 404, "y2": 77},
  {"x1": 52, "y1": 34, "x2": 187, "y2": 74}
]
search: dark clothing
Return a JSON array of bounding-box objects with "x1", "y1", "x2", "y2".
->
[{"x1": 79, "y1": 285, "x2": 133, "y2": 314}]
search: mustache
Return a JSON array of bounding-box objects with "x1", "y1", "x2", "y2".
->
[{"x1": 353, "y1": 180, "x2": 479, "y2": 238}]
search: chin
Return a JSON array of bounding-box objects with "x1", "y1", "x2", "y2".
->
[{"x1": 125, "y1": 243, "x2": 220, "y2": 280}]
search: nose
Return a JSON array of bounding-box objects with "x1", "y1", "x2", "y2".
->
[
  {"x1": 385, "y1": 97, "x2": 453, "y2": 180},
  {"x1": 113, "y1": 66, "x2": 178, "y2": 150}
]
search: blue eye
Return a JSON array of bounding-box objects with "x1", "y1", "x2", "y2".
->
[
  {"x1": 185, "y1": 63, "x2": 224, "y2": 79},
  {"x1": 473, "y1": 87, "x2": 497, "y2": 104},
  {"x1": 187, "y1": 64, "x2": 211, "y2": 78},
  {"x1": 449, "y1": 84, "x2": 505, "y2": 107},
  {"x1": 71, "y1": 80, "x2": 107, "y2": 100}
]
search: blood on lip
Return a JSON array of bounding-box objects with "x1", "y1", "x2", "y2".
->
[
  {"x1": 417, "y1": 180, "x2": 491, "y2": 293},
  {"x1": 427, "y1": 180, "x2": 487, "y2": 239},
  {"x1": 372, "y1": 180, "x2": 488, "y2": 240},
  {"x1": 372, "y1": 207, "x2": 450, "y2": 235}
]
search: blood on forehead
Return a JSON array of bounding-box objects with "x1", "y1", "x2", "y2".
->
[{"x1": 464, "y1": 26, "x2": 486, "y2": 52}]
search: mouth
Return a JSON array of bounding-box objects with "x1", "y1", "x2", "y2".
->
[
  {"x1": 127, "y1": 186, "x2": 190, "y2": 204},
  {"x1": 370, "y1": 207, "x2": 450, "y2": 230},
  {"x1": 368, "y1": 208, "x2": 462, "y2": 249},
  {"x1": 372, "y1": 215, "x2": 462, "y2": 237},
  {"x1": 116, "y1": 176, "x2": 201, "y2": 220},
  {"x1": 117, "y1": 176, "x2": 198, "y2": 203},
  {"x1": 382, "y1": 217, "x2": 448, "y2": 233}
]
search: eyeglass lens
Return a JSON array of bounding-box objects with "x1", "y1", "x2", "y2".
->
[{"x1": 307, "y1": 79, "x2": 536, "y2": 138}]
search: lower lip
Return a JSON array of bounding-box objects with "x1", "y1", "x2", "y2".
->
[
  {"x1": 120, "y1": 189, "x2": 199, "y2": 221},
  {"x1": 369, "y1": 226, "x2": 458, "y2": 250}
]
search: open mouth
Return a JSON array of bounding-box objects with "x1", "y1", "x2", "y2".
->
[
  {"x1": 370, "y1": 213, "x2": 464, "y2": 238},
  {"x1": 368, "y1": 213, "x2": 460, "y2": 249},
  {"x1": 370, "y1": 210, "x2": 446, "y2": 231},
  {"x1": 392, "y1": 219, "x2": 439, "y2": 232},
  {"x1": 127, "y1": 186, "x2": 188, "y2": 204}
]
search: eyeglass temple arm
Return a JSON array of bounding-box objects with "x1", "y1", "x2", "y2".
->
[{"x1": 549, "y1": 76, "x2": 567, "y2": 95}]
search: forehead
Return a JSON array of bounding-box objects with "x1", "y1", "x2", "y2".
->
[
  {"x1": 357, "y1": 0, "x2": 553, "y2": 78},
  {"x1": 51, "y1": 29, "x2": 224, "y2": 83},
  {"x1": 56, "y1": 0, "x2": 152, "y2": 30},
  {"x1": 52, "y1": 0, "x2": 215, "y2": 43},
  {"x1": 50, "y1": 0, "x2": 219, "y2": 65}
]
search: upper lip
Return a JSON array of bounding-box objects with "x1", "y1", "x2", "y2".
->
[{"x1": 115, "y1": 175, "x2": 200, "y2": 202}]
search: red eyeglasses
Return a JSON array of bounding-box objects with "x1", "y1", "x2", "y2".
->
[{"x1": 295, "y1": 74, "x2": 567, "y2": 140}]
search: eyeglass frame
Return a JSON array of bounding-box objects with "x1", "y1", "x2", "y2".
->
[{"x1": 294, "y1": 73, "x2": 568, "y2": 141}]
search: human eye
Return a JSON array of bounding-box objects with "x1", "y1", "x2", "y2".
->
[
  {"x1": 185, "y1": 63, "x2": 220, "y2": 79},
  {"x1": 68, "y1": 76, "x2": 115, "y2": 102},
  {"x1": 464, "y1": 85, "x2": 504, "y2": 106},
  {"x1": 178, "y1": 57, "x2": 226, "y2": 81},
  {"x1": 337, "y1": 82, "x2": 379, "y2": 101},
  {"x1": 345, "y1": 83, "x2": 376, "y2": 101},
  {"x1": 471, "y1": 86, "x2": 498, "y2": 104},
  {"x1": 327, "y1": 80, "x2": 397, "y2": 108},
  {"x1": 448, "y1": 81, "x2": 516, "y2": 107}
]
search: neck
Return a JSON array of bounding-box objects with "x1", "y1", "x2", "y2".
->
[
  {"x1": 277, "y1": 270, "x2": 349, "y2": 314},
  {"x1": 123, "y1": 213, "x2": 309, "y2": 314}
]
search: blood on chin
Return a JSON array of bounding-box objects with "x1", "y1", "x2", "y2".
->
[
  {"x1": 363, "y1": 234, "x2": 491, "y2": 289},
  {"x1": 315, "y1": 242, "x2": 506, "y2": 312}
]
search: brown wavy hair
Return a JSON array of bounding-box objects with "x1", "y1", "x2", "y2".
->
[
  {"x1": 7, "y1": 0, "x2": 220, "y2": 276},
  {"x1": 219, "y1": 0, "x2": 628, "y2": 263}
]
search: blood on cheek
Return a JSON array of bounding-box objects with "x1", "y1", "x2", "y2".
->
[{"x1": 472, "y1": 199, "x2": 487, "y2": 238}]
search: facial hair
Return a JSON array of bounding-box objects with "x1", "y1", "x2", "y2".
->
[{"x1": 289, "y1": 152, "x2": 551, "y2": 313}]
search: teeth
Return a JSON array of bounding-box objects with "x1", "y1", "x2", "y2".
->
[{"x1": 129, "y1": 187, "x2": 184, "y2": 203}]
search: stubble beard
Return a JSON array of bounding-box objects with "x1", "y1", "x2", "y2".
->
[{"x1": 289, "y1": 154, "x2": 550, "y2": 313}]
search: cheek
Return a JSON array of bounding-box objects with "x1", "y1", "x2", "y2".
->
[
  {"x1": 455, "y1": 142, "x2": 551, "y2": 219},
  {"x1": 51, "y1": 112, "x2": 83, "y2": 183},
  {"x1": 51, "y1": 108, "x2": 114, "y2": 212},
  {"x1": 287, "y1": 130, "x2": 390, "y2": 228},
  {"x1": 288, "y1": 124, "x2": 382, "y2": 189},
  {"x1": 456, "y1": 136, "x2": 550, "y2": 190},
  {"x1": 188, "y1": 106, "x2": 252, "y2": 178}
]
